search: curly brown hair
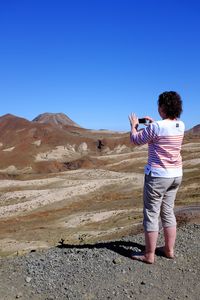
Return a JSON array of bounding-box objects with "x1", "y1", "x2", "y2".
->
[{"x1": 158, "y1": 91, "x2": 183, "y2": 119}]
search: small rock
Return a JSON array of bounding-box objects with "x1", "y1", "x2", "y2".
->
[
  {"x1": 113, "y1": 258, "x2": 122, "y2": 264},
  {"x1": 150, "y1": 283, "x2": 154, "y2": 287},
  {"x1": 47, "y1": 296, "x2": 54, "y2": 300},
  {"x1": 25, "y1": 276, "x2": 32, "y2": 283},
  {"x1": 16, "y1": 292, "x2": 23, "y2": 299}
]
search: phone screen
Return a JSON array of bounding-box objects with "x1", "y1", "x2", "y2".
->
[{"x1": 138, "y1": 118, "x2": 147, "y2": 124}]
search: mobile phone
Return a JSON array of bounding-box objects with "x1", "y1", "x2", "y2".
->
[{"x1": 138, "y1": 118, "x2": 148, "y2": 124}]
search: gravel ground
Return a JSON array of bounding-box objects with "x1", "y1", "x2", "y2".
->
[{"x1": 0, "y1": 223, "x2": 199, "y2": 300}]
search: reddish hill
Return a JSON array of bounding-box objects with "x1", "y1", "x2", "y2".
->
[
  {"x1": 184, "y1": 124, "x2": 200, "y2": 142},
  {"x1": 0, "y1": 113, "x2": 130, "y2": 175},
  {"x1": 0, "y1": 113, "x2": 31, "y2": 130}
]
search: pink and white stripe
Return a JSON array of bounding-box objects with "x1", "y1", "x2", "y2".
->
[{"x1": 130, "y1": 120, "x2": 185, "y2": 177}]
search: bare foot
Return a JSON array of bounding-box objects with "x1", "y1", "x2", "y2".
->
[
  {"x1": 156, "y1": 247, "x2": 174, "y2": 259},
  {"x1": 131, "y1": 253, "x2": 154, "y2": 264}
]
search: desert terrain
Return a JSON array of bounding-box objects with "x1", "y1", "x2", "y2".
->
[{"x1": 0, "y1": 113, "x2": 200, "y2": 256}]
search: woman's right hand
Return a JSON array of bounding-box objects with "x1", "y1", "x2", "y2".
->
[{"x1": 144, "y1": 116, "x2": 154, "y2": 124}]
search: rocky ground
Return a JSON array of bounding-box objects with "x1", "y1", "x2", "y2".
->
[{"x1": 0, "y1": 223, "x2": 199, "y2": 300}]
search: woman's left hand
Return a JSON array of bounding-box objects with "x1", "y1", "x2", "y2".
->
[{"x1": 128, "y1": 113, "x2": 139, "y2": 129}]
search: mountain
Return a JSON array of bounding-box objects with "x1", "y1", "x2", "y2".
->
[{"x1": 32, "y1": 113, "x2": 80, "y2": 128}]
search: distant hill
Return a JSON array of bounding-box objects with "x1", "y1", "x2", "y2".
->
[
  {"x1": 186, "y1": 124, "x2": 200, "y2": 134},
  {"x1": 0, "y1": 113, "x2": 129, "y2": 175},
  {"x1": 0, "y1": 113, "x2": 31, "y2": 129},
  {"x1": 32, "y1": 113, "x2": 80, "y2": 128}
]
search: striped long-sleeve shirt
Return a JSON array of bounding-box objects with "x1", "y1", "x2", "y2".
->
[{"x1": 130, "y1": 119, "x2": 185, "y2": 177}]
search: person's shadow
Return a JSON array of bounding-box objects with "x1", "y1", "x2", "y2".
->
[{"x1": 57, "y1": 239, "x2": 146, "y2": 259}]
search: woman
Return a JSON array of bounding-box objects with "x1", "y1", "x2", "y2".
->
[{"x1": 129, "y1": 91, "x2": 185, "y2": 264}]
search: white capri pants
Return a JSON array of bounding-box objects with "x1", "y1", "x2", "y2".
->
[{"x1": 143, "y1": 173, "x2": 182, "y2": 232}]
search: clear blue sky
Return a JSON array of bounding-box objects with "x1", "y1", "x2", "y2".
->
[{"x1": 0, "y1": 0, "x2": 200, "y2": 131}]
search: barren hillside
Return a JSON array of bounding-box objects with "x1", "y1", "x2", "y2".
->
[
  {"x1": 0, "y1": 114, "x2": 199, "y2": 256},
  {"x1": 0, "y1": 114, "x2": 130, "y2": 175}
]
